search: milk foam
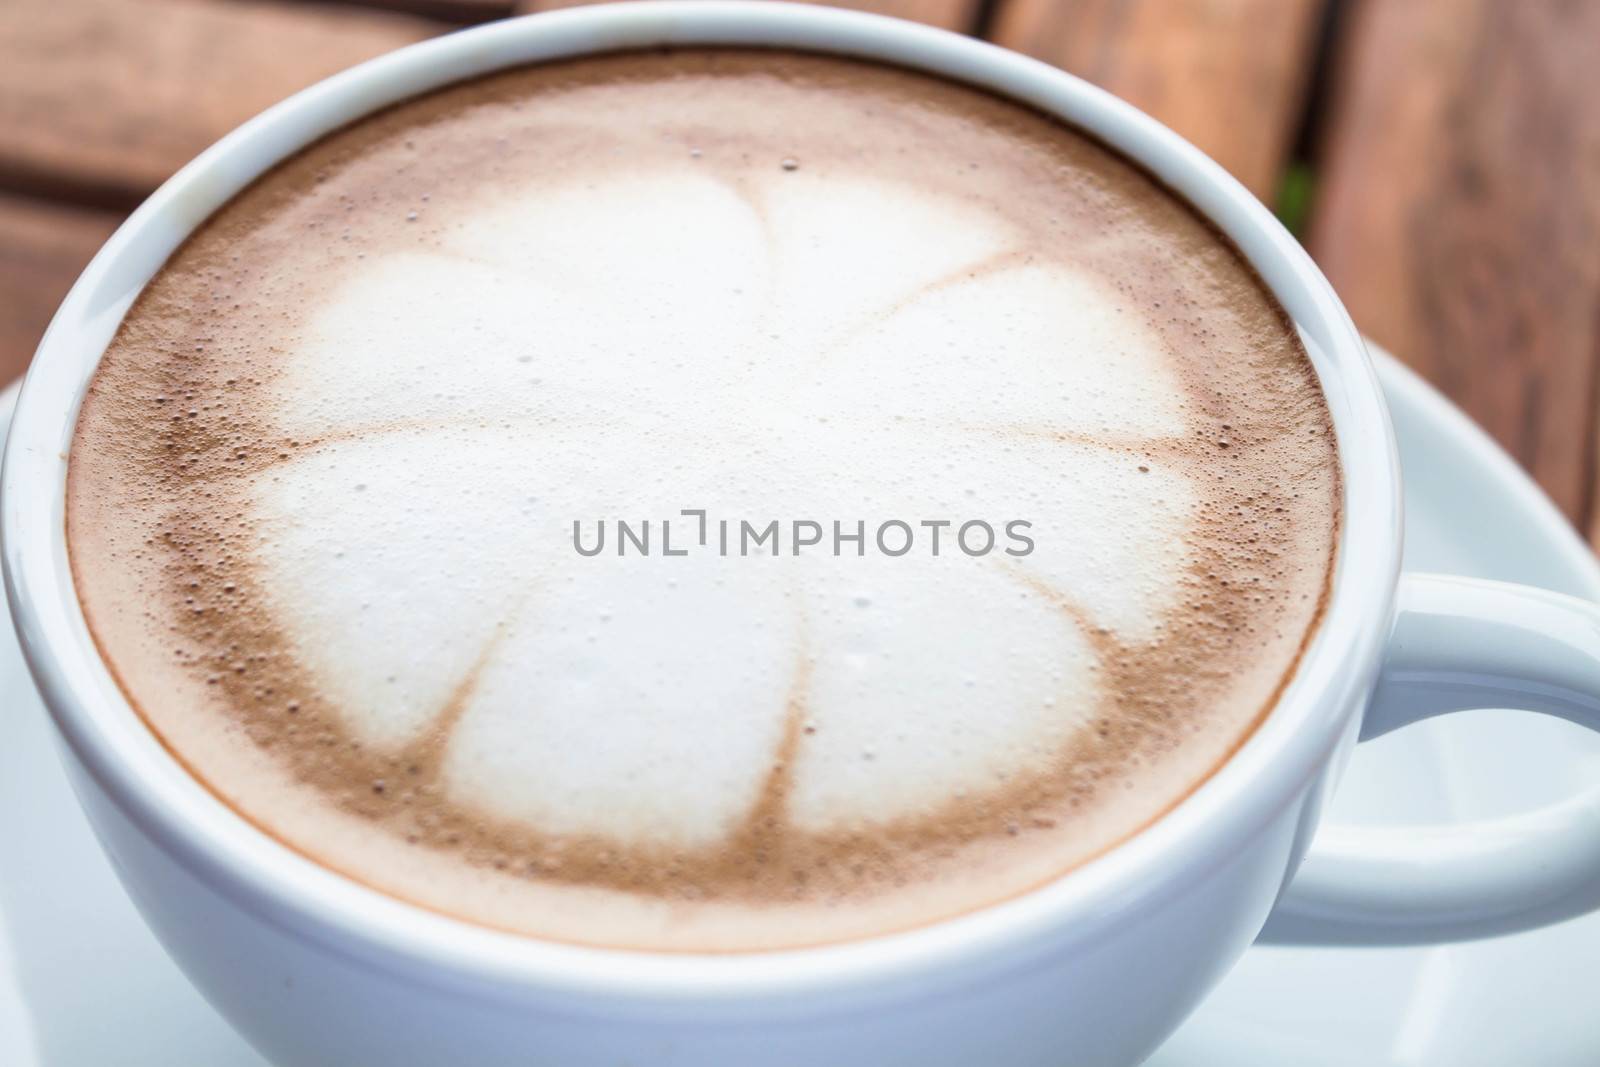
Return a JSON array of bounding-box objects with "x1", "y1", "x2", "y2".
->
[{"x1": 67, "y1": 50, "x2": 1340, "y2": 950}]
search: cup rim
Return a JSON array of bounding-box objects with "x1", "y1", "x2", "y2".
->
[{"x1": 0, "y1": 0, "x2": 1400, "y2": 1009}]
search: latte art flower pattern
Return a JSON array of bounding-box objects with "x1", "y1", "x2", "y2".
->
[
  {"x1": 67, "y1": 51, "x2": 1340, "y2": 950},
  {"x1": 253, "y1": 164, "x2": 1198, "y2": 845}
]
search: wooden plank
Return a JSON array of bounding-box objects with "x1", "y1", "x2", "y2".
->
[
  {"x1": 989, "y1": 0, "x2": 1326, "y2": 201},
  {"x1": 1307, "y1": 0, "x2": 1600, "y2": 528},
  {"x1": 284, "y1": 0, "x2": 513, "y2": 22},
  {"x1": 0, "y1": 0, "x2": 437, "y2": 208},
  {"x1": 0, "y1": 193, "x2": 124, "y2": 385},
  {"x1": 514, "y1": 0, "x2": 980, "y2": 33}
]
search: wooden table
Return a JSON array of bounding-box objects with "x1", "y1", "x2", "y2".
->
[{"x1": 4, "y1": 0, "x2": 1598, "y2": 534}]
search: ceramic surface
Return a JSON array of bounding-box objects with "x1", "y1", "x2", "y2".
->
[{"x1": 4, "y1": 353, "x2": 1596, "y2": 1065}]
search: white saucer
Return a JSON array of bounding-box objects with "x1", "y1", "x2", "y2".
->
[{"x1": 4, "y1": 348, "x2": 1598, "y2": 1066}]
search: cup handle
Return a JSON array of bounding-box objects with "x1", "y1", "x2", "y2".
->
[{"x1": 1259, "y1": 572, "x2": 1600, "y2": 945}]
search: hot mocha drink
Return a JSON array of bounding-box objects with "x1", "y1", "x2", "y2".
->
[{"x1": 67, "y1": 49, "x2": 1340, "y2": 951}]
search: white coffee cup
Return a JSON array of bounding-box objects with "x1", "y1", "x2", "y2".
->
[{"x1": 6, "y1": 5, "x2": 1600, "y2": 1065}]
